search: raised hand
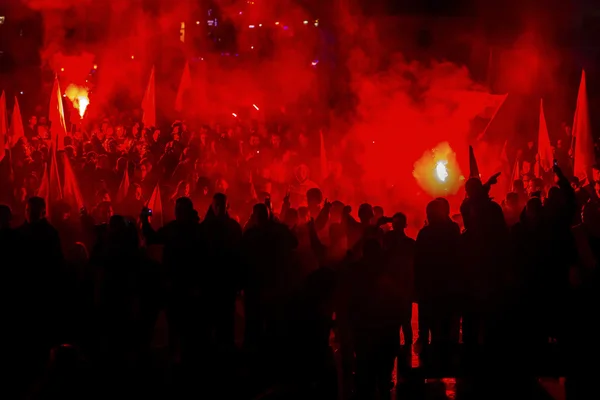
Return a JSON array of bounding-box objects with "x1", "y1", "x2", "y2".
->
[{"x1": 488, "y1": 172, "x2": 501, "y2": 185}]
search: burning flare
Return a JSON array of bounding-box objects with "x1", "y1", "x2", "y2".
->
[
  {"x1": 65, "y1": 84, "x2": 89, "y2": 118},
  {"x1": 435, "y1": 161, "x2": 449, "y2": 182},
  {"x1": 413, "y1": 142, "x2": 462, "y2": 197}
]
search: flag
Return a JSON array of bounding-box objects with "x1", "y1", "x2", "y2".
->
[
  {"x1": 49, "y1": 75, "x2": 67, "y2": 150},
  {"x1": 142, "y1": 66, "x2": 156, "y2": 128},
  {"x1": 116, "y1": 167, "x2": 130, "y2": 203},
  {"x1": 476, "y1": 93, "x2": 508, "y2": 141},
  {"x1": 478, "y1": 93, "x2": 508, "y2": 119},
  {"x1": 536, "y1": 99, "x2": 554, "y2": 177},
  {"x1": 146, "y1": 183, "x2": 163, "y2": 229},
  {"x1": 572, "y1": 70, "x2": 594, "y2": 183},
  {"x1": 469, "y1": 145, "x2": 480, "y2": 179},
  {"x1": 175, "y1": 61, "x2": 192, "y2": 112},
  {"x1": 319, "y1": 130, "x2": 328, "y2": 180},
  {"x1": 10, "y1": 96, "x2": 24, "y2": 146},
  {"x1": 37, "y1": 146, "x2": 63, "y2": 214},
  {"x1": 0, "y1": 91, "x2": 7, "y2": 162},
  {"x1": 62, "y1": 154, "x2": 84, "y2": 212}
]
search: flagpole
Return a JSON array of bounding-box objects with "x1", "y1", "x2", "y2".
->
[{"x1": 477, "y1": 94, "x2": 508, "y2": 141}]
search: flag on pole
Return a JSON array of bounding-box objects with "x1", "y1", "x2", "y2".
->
[
  {"x1": 572, "y1": 70, "x2": 594, "y2": 183},
  {"x1": 37, "y1": 145, "x2": 63, "y2": 217},
  {"x1": 469, "y1": 145, "x2": 480, "y2": 179},
  {"x1": 116, "y1": 167, "x2": 130, "y2": 204},
  {"x1": 0, "y1": 91, "x2": 7, "y2": 162},
  {"x1": 476, "y1": 93, "x2": 508, "y2": 141},
  {"x1": 175, "y1": 62, "x2": 192, "y2": 113},
  {"x1": 142, "y1": 67, "x2": 156, "y2": 128},
  {"x1": 49, "y1": 75, "x2": 67, "y2": 150},
  {"x1": 10, "y1": 96, "x2": 24, "y2": 147},
  {"x1": 63, "y1": 154, "x2": 84, "y2": 212},
  {"x1": 146, "y1": 183, "x2": 163, "y2": 229},
  {"x1": 536, "y1": 99, "x2": 554, "y2": 177}
]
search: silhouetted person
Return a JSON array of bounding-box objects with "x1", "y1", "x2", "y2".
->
[
  {"x1": 382, "y1": 212, "x2": 415, "y2": 352},
  {"x1": 141, "y1": 197, "x2": 202, "y2": 366},
  {"x1": 566, "y1": 202, "x2": 600, "y2": 400},
  {"x1": 415, "y1": 199, "x2": 460, "y2": 352},
  {"x1": 199, "y1": 193, "x2": 243, "y2": 356},
  {"x1": 15, "y1": 197, "x2": 64, "y2": 387},
  {"x1": 346, "y1": 238, "x2": 393, "y2": 399},
  {"x1": 242, "y1": 202, "x2": 298, "y2": 360}
]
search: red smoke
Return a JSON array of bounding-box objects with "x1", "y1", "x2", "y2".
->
[{"x1": 23, "y1": 0, "x2": 547, "y2": 217}]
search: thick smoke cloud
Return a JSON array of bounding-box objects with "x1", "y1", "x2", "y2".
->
[
  {"x1": 25, "y1": 0, "x2": 321, "y2": 121},
  {"x1": 335, "y1": 13, "x2": 502, "y2": 211},
  {"x1": 26, "y1": 0, "x2": 506, "y2": 216}
]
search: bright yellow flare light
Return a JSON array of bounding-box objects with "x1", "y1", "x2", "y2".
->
[
  {"x1": 435, "y1": 160, "x2": 449, "y2": 182},
  {"x1": 413, "y1": 141, "x2": 462, "y2": 197},
  {"x1": 65, "y1": 84, "x2": 90, "y2": 118}
]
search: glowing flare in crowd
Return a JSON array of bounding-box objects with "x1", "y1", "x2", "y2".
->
[
  {"x1": 253, "y1": 104, "x2": 259, "y2": 111},
  {"x1": 435, "y1": 161, "x2": 449, "y2": 182},
  {"x1": 413, "y1": 142, "x2": 462, "y2": 197},
  {"x1": 65, "y1": 84, "x2": 90, "y2": 118},
  {"x1": 232, "y1": 113, "x2": 238, "y2": 118}
]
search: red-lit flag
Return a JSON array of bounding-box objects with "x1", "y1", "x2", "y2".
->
[
  {"x1": 116, "y1": 167, "x2": 130, "y2": 204},
  {"x1": 146, "y1": 183, "x2": 163, "y2": 229},
  {"x1": 572, "y1": 70, "x2": 594, "y2": 183},
  {"x1": 10, "y1": 96, "x2": 24, "y2": 147},
  {"x1": 37, "y1": 145, "x2": 63, "y2": 218},
  {"x1": 49, "y1": 75, "x2": 67, "y2": 150},
  {"x1": 62, "y1": 154, "x2": 84, "y2": 212},
  {"x1": 536, "y1": 99, "x2": 554, "y2": 177}
]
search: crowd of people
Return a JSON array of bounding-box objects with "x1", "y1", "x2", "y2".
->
[{"x1": 0, "y1": 108, "x2": 599, "y2": 399}]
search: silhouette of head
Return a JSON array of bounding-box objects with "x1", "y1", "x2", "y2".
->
[
  {"x1": 26, "y1": 196, "x2": 46, "y2": 223},
  {"x1": 175, "y1": 197, "x2": 194, "y2": 221},
  {"x1": 426, "y1": 200, "x2": 445, "y2": 224},
  {"x1": 212, "y1": 193, "x2": 227, "y2": 217},
  {"x1": 524, "y1": 197, "x2": 543, "y2": 224},
  {"x1": 358, "y1": 203, "x2": 374, "y2": 224},
  {"x1": 465, "y1": 178, "x2": 484, "y2": 199},
  {"x1": 253, "y1": 203, "x2": 269, "y2": 224},
  {"x1": 435, "y1": 197, "x2": 450, "y2": 217},
  {"x1": 392, "y1": 212, "x2": 407, "y2": 231},
  {"x1": 108, "y1": 215, "x2": 127, "y2": 234}
]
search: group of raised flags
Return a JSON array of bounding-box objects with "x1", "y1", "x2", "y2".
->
[
  {"x1": 473, "y1": 69, "x2": 595, "y2": 187},
  {"x1": 141, "y1": 61, "x2": 193, "y2": 129}
]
